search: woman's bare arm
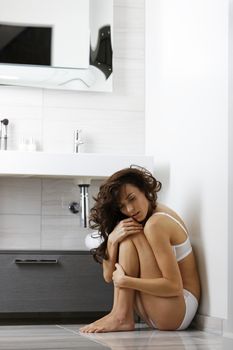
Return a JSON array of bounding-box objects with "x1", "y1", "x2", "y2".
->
[{"x1": 119, "y1": 275, "x2": 182, "y2": 297}]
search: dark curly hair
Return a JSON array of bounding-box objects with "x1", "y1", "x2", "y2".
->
[{"x1": 89, "y1": 165, "x2": 162, "y2": 263}]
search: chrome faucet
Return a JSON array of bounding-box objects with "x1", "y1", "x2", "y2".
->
[
  {"x1": 0, "y1": 119, "x2": 9, "y2": 150},
  {"x1": 74, "y1": 129, "x2": 84, "y2": 153}
]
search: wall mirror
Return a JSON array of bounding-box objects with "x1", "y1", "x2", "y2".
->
[{"x1": 0, "y1": 0, "x2": 113, "y2": 92}]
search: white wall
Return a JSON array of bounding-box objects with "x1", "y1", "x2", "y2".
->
[
  {"x1": 0, "y1": 0, "x2": 145, "y2": 250},
  {"x1": 145, "y1": 0, "x2": 228, "y2": 319}
]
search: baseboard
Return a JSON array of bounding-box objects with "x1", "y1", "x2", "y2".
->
[
  {"x1": 0, "y1": 312, "x2": 109, "y2": 325},
  {"x1": 192, "y1": 313, "x2": 223, "y2": 335}
]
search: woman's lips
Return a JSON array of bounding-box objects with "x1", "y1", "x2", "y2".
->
[{"x1": 132, "y1": 212, "x2": 140, "y2": 219}]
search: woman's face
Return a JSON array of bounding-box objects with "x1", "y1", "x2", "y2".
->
[{"x1": 118, "y1": 184, "x2": 150, "y2": 222}]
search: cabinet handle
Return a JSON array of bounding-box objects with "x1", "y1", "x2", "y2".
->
[{"x1": 14, "y1": 259, "x2": 58, "y2": 264}]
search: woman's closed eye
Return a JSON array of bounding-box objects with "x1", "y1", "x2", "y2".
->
[
  {"x1": 128, "y1": 195, "x2": 135, "y2": 202},
  {"x1": 119, "y1": 196, "x2": 135, "y2": 210}
]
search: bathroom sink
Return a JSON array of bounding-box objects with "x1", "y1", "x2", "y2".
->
[{"x1": 0, "y1": 151, "x2": 154, "y2": 179}]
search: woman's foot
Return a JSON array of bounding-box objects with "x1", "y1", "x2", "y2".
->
[
  {"x1": 79, "y1": 311, "x2": 113, "y2": 331},
  {"x1": 79, "y1": 313, "x2": 135, "y2": 333}
]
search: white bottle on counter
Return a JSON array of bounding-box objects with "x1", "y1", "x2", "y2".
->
[
  {"x1": 27, "y1": 137, "x2": 37, "y2": 151},
  {"x1": 18, "y1": 136, "x2": 28, "y2": 151}
]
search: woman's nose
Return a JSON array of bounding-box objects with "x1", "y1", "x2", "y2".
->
[{"x1": 126, "y1": 203, "x2": 134, "y2": 214}]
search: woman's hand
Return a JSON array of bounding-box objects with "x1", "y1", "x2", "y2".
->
[
  {"x1": 108, "y1": 218, "x2": 143, "y2": 245},
  {"x1": 112, "y1": 263, "x2": 126, "y2": 288}
]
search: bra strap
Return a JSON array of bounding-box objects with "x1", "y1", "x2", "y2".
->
[{"x1": 153, "y1": 212, "x2": 188, "y2": 236}]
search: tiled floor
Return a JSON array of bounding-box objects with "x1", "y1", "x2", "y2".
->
[{"x1": 0, "y1": 323, "x2": 231, "y2": 350}]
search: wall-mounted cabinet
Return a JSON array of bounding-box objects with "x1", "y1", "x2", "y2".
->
[{"x1": 0, "y1": 251, "x2": 113, "y2": 319}]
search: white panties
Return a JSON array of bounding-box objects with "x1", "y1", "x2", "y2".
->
[
  {"x1": 149, "y1": 289, "x2": 198, "y2": 330},
  {"x1": 176, "y1": 289, "x2": 198, "y2": 330}
]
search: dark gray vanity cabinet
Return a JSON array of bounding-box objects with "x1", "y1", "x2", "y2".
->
[{"x1": 0, "y1": 251, "x2": 113, "y2": 314}]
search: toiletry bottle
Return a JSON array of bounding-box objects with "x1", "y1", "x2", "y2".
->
[
  {"x1": 18, "y1": 136, "x2": 28, "y2": 151},
  {"x1": 27, "y1": 137, "x2": 37, "y2": 151}
]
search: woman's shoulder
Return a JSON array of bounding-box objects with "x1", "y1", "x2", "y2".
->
[
  {"x1": 144, "y1": 205, "x2": 171, "y2": 231},
  {"x1": 143, "y1": 210, "x2": 173, "y2": 245},
  {"x1": 145, "y1": 203, "x2": 186, "y2": 232}
]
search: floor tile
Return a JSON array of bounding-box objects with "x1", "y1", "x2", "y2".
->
[
  {"x1": 65, "y1": 324, "x2": 223, "y2": 350},
  {"x1": 0, "y1": 323, "x2": 227, "y2": 350},
  {"x1": 0, "y1": 324, "x2": 108, "y2": 349}
]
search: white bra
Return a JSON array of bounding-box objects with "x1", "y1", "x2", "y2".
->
[{"x1": 153, "y1": 212, "x2": 192, "y2": 262}]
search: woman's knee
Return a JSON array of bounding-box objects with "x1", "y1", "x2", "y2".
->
[
  {"x1": 118, "y1": 237, "x2": 138, "y2": 262},
  {"x1": 119, "y1": 232, "x2": 147, "y2": 251},
  {"x1": 129, "y1": 231, "x2": 154, "y2": 253},
  {"x1": 118, "y1": 236, "x2": 135, "y2": 252}
]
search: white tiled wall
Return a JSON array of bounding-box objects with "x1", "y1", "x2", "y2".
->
[{"x1": 0, "y1": 0, "x2": 145, "y2": 250}]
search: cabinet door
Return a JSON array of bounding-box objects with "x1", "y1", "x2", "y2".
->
[{"x1": 0, "y1": 253, "x2": 113, "y2": 312}]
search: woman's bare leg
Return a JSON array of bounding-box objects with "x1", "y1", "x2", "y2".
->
[
  {"x1": 130, "y1": 231, "x2": 185, "y2": 330},
  {"x1": 80, "y1": 238, "x2": 139, "y2": 333},
  {"x1": 79, "y1": 284, "x2": 121, "y2": 332},
  {"x1": 134, "y1": 292, "x2": 155, "y2": 328}
]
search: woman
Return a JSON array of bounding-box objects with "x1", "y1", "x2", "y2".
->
[{"x1": 80, "y1": 166, "x2": 201, "y2": 333}]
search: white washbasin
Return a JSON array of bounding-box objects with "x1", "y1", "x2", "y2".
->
[{"x1": 0, "y1": 151, "x2": 154, "y2": 179}]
